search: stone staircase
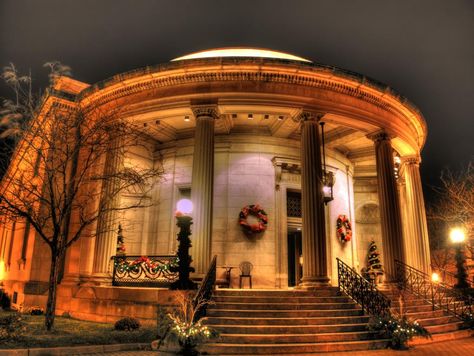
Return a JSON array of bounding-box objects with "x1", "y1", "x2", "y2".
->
[
  {"x1": 201, "y1": 288, "x2": 389, "y2": 355},
  {"x1": 382, "y1": 289, "x2": 471, "y2": 343}
]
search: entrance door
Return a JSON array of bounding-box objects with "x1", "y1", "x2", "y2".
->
[{"x1": 287, "y1": 230, "x2": 302, "y2": 287}]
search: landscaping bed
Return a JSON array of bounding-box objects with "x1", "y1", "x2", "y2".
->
[{"x1": 0, "y1": 310, "x2": 156, "y2": 349}]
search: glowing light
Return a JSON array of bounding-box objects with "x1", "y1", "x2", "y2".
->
[
  {"x1": 323, "y1": 185, "x2": 332, "y2": 196},
  {"x1": 431, "y1": 272, "x2": 440, "y2": 283},
  {"x1": 177, "y1": 199, "x2": 193, "y2": 215},
  {"x1": 172, "y1": 48, "x2": 312, "y2": 63},
  {"x1": 449, "y1": 228, "x2": 466, "y2": 244}
]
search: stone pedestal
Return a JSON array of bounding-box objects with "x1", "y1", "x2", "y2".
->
[
  {"x1": 371, "y1": 132, "x2": 405, "y2": 282},
  {"x1": 190, "y1": 106, "x2": 217, "y2": 275},
  {"x1": 403, "y1": 156, "x2": 431, "y2": 274},
  {"x1": 298, "y1": 112, "x2": 329, "y2": 287}
]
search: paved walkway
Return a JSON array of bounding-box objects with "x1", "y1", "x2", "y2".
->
[{"x1": 92, "y1": 337, "x2": 474, "y2": 355}]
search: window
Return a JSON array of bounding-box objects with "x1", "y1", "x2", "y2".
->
[{"x1": 287, "y1": 191, "x2": 302, "y2": 217}]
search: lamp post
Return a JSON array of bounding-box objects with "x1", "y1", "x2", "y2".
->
[
  {"x1": 431, "y1": 272, "x2": 440, "y2": 311},
  {"x1": 170, "y1": 199, "x2": 197, "y2": 290},
  {"x1": 319, "y1": 122, "x2": 334, "y2": 204},
  {"x1": 449, "y1": 227, "x2": 469, "y2": 290}
]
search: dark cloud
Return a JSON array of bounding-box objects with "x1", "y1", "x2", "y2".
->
[{"x1": 1, "y1": 0, "x2": 473, "y2": 201}]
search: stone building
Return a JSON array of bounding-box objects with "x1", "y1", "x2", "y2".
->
[{"x1": 0, "y1": 48, "x2": 430, "y2": 322}]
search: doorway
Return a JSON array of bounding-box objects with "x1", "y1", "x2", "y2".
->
[{"x1": 287, "y1": 228, "x2": 302, "y2": 287}]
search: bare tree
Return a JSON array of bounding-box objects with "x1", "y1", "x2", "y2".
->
[
  {"x1": 0, "y1": 63, "x2": 162, "y2": 330},
  {"x1": 427, "y1": 161, "x2": 474, "y2": 269}
]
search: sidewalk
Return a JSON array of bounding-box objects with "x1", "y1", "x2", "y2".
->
[{"x1": 93, "y1": 336, "x2": 474, "y2": 355}]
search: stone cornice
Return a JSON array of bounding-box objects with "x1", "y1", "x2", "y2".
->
[
  {"x1": 293, "y1": 111, "x2": 325, "y2": 123},
  {"x1": 76, "y1": 64, "x2": 425, "y2": 142},
  {"x1": 402, "y1": 155, "x2": 421, "y2": 165}
]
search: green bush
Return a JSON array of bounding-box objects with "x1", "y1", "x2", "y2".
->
[
  {"x1": 0, "y1": 313, "x2": 25, "y2": 341},
  {"x1": 114, "y1": 317, "x2": 141, "y2": 331},
  {"x1": 368, "y1": 314, "x2": 431, "y2": 349}
]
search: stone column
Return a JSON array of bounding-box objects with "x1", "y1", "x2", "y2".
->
[
  {"x1": 190, "y1": 105, "x2": 217, "y2": 275},
  {"x1": 91, "y1": 137, "x2": 123, "y2": 282},
  {"x1": 403, "y1": 156, "x2": 431, "y2": 274},
  {"x1": 298, "y1": 112, "x2": 329, "y2": 287},
  {"x1": 370, "y1": 132, "x2": 405, "y2": 282}
]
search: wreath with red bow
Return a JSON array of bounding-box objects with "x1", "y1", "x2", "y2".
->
[
  {"x1": 239, "y1": 204, "x2": 268, "y2": 234},
  {"x1": 336, "y1": 215, "x2": 352, "y2": 242}
]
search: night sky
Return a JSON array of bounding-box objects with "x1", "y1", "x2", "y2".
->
[{"x1": 1, "y1": 0, "x2": 472, "y2": 203}]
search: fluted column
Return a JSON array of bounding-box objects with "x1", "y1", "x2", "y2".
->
[
  {"x1": 298, "y1": 111, "x2": 329, "y2": 287},
  {"x1": 91, "y1": 137, "x2": 123, "y2": 281},
  {"x1": 403, "y1": 156, "x2": 431, "y2": 274},
  {"x1": 370, "y1": 132, "x2": 405, "y2": 282},
  {"x1": 190, "y1": 105, "x2": 217, "y2": 275}
]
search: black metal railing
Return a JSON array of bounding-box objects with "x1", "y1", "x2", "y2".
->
[
  {"x1": 193, "y1": 255, "x2": 217, "y2": 321},
  {"x1": 337, "y1": 258, "x2": 391, "y2": 317},
  {"x1": 395, "y1": 259, "x2": 473, "y2": 321},
  {"x1": 111, "y1": 255, "x2": 179, "y2": 287},
  {"x1": 431, "y1": 265, "x2": 474, "y2": 288}
]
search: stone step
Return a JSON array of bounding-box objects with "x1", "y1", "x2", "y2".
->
[
  {"x1": 200, "y1": 339, "x2": 390, "y2": 354},
  {"x1": 390, "y1": 298, "x2": 431, "y2": 306},
  {"x1": 206, "y1": 315, "x2": 371, "y2": 326},
  {"x1": 213, "y1": 295, "x2": 352, "y2": 303},
  {"x1": 207, "y1": 323, "x2": 368, "y2": 334},
  {"x1": 207, "y1": 308, "x2": 364, "y2": 318},
  {"x1": 393, "y1": 304, "x2": 439, "y2": 313},
  {"x1": 418, "y1": 315, "x2": 460, "y2": 326},
  {"x1": 404, "y1": 309, "x2": 445, "y2": 319},
  {"x1": 212, "y1": 302, "x2": 358, "y2": 310},
  {"x1": 217, "y1": 330, "x2": 379, "y2": 344},
  {"x1": 424, "y1": 321, "x2": 464, "y2": 334},
  {"x1": 214, "y1": 288, "x2": 340, "y2": 297}
]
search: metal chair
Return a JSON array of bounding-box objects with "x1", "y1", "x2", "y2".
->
[{"x1": 239, "y1": 261, "x2": 253, "y2": 289}]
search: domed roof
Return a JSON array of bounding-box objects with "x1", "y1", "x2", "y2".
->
[{"x1": 171, "y1": 47, "x2": 312, "y2": 63}]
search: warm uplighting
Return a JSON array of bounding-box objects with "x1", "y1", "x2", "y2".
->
[
  {"x1": 299, "y1": 255, "x2": 303, "y2": 265},
  {"x1": 431, "y1": 272, "x2": 440, "y2": 283},
  {"x1": 184, "y1": 116, "x2": 190, "y2": 122},
  {"x1": 176, "y1": 199, "x2": 193, "y2": 215},
  {"x1": 449, "y1": 228, "x2": 466, "y2": 244},
  {"x1": 0, "y1": 260, "x2": 5, "y2": 281},
  {"x1": 247, "y1": 114, "x2": 254, "y2": 120},
  {"x1": 172, "y1": 47, "x2": 312, "y2": 63}
]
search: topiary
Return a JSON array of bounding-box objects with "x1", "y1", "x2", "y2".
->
[{"x1": 114, "y1": 317, "x2": 141, "y2": 331}]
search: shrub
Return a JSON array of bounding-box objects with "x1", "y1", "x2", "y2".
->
[
  {"x1": 30, "y1": 306, "x2": 44, "y2": 315},
  {"x1": 368, "y1": 314, "x2": 431, "y2": 349},
  {"x1": 0, "y1": 292, "x2": 11, "y2": 311},
  {"x1": 114, "y1": 317, "x2": 141, "y2": 331},
  {"x1": 0, "y1": 313, "x2": 25, "y2": 341}
]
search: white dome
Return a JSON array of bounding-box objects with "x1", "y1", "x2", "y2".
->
[{"x1": 171, "y1": 47, "x2": 312, "y2": 63}]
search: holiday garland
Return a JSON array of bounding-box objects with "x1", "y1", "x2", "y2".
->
[
  {"x1": 114, "y1": 256, "x2": 179, "y2": 273},
  {"x1": 239, "y1": 204, "x2": 268, "y2": 234},
  {"x1": 366, "y1": 240, "x2": 384, "y2": 276},
  {"x1": 336, "y1": 215, "x2": 352, "y2": 242}
]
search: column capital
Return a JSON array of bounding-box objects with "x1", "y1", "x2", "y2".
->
[
  {"x1": 293, "y1": 110, "x2": 325, "y2": 123},
  {"x1": 191, "y1": 105, "x2": 219, "y2": 120},
  {"x1": 367, "y1": 130, "x2": 393, "y2": 143},
  {"x1": 402, "y1": 155, "x2": 421, "y2": 166}
]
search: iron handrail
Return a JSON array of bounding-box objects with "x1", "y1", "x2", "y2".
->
[
  {"x1": 337, "y1": 258, "x2": 391, "y2": 317},
  {"x1": 193, "y1": 255, "x2": 217, "y2": 321},
  {"x1": 431, "y1": 265, "x2": 473, "y2": 288},
  {"x1": 395, "y1": 259, "x2": 473, "y2": 321},
  {"x1": 111, "y1": 254, "x2": 178, "y2": 287}
]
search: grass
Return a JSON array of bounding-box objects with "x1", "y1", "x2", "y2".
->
[{"x1": 0, "y1": 310, "x2": 156, "y2": 349}]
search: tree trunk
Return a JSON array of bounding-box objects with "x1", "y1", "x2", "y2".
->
[{"x1": 45, "y1": 249, "x2": 61, "y2": 331}]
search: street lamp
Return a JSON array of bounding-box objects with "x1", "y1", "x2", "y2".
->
[
  {"x1": 449, "y1": 227, "x2": 469, "y2": 290},
  {"x1": 430, "y1": 272, "x2": 440, "y2": 311},
  {"x1": 170, "y1": 199, "x2": 197, "y2": 290},
  {"x1": 319, "y1": 122, "x2": 334, "y2": 204}
]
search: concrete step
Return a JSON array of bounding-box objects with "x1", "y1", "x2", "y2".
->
[
  {"x1": 418, "y1": 315, "x2": 460, "y2": 326},
  {"x1": 206, "y1": 315, "x2": 371, "y2": 326},
  {"x1": 200, "y1": 339, "x2": 390, "y2": 354},
  {"x1": 207, "y1": 308, "x2": 364, "y2": 318},
  {"x1": 217, "y1": 331, "x2": 379, "y2": 344},
  {"x1": 207, "y1": 323, "x2": 368, "y2": 334},
  {"x1": 391, "y1": 304, "x2": 436, "y2": 313},
  {"x1": 212, "y1": 302, "x2": 358, "y2": 310},
  {"x1": 403, "y1": 309, "x2": 446, "y2": 319},
  {"x1": 213, "y1": 295, "x2": 352, "y2": 303},
  {"x1": 214, "y1": 289, "x2": 341, "y2": 297},
  {"x1": 424, "y1": 321, "x2": 464, "y2": 334}
]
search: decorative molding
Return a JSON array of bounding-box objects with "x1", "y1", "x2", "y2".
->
[
  {"x1": 190, "y1": 105, "x2": 219, "y2": 120},
  {"x1": 366, "y1": 130, "x2": 393, "y2": 143},
  {"x1": 402, "y1": 155, "x2": 421, "y2": 165},
  {"x1": 293, "y1": 111, "x2": 325, "y2": 123}
]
